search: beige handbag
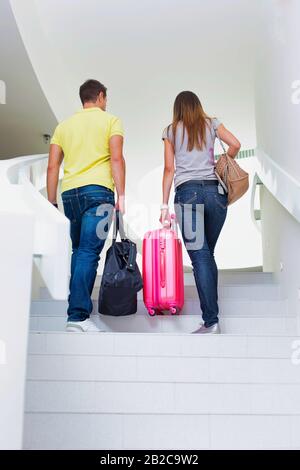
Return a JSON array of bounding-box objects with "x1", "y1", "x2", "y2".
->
[{"x1": 214, "y1": 129, "x2": 249, "y2": 205}]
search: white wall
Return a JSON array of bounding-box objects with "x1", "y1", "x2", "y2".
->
[
  {"x1": 11, "y1": 0, "x2": 259, "y2": 155},
  {"x1": 255, "y1": 0, "x2": 300, "y2": 318},
  {"x1": 256, "y1": 0, "x2": 300, "y2": 182},
  {"x1": 260, "y1": 185, "x2": 300, "y2": 321},
  {"x1": 11, "y1": 0, "x2": 259, "y2": 181}
]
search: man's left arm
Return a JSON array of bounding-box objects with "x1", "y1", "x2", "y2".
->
[{"x1": 47, "y1": 143, "x2": 64, "y2": 205}]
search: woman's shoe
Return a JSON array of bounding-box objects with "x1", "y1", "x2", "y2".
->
[{"x1": 191, "y1": 323, "x2": 220, "y2": 334}]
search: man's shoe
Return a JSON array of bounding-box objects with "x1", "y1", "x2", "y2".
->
[
  {"x1": 191, "y1": 323, "x2": 220, "y2": 334},
  {"x1": 66, "y1": 318, "x2": 104, "y2": 332}
]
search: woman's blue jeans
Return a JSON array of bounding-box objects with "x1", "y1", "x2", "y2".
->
[
  {"x1": 174, "y1": 181, "x2": 228, "y2": 327},
  {"x1": 62, "y1": 184, "x2": 115, "y2": 322}
]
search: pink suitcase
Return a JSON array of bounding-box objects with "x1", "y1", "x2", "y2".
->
[{"x1": 142, "y1": 215, "x2": 184, "y2": 316}]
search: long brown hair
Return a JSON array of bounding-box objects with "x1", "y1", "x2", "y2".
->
[{"x1": 170, "y1": 91, "x2": 211, "y2": 151}]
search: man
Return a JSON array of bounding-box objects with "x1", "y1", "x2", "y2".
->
[{"x1": 47, "y1": 79, "x2": 125, "y2": 332}]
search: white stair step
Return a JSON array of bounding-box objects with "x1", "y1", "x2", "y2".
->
[
  {"x1": 93, "y1": 271, "x2": 276, "y2": 287},
  {"x1": 26, "y1": 354, "x2": 300, "y2": 383},
  {"x1": 38, "y1": 271, "x2": 278, "y2": 298},
  {"x1": 29, "y1": 314, "x2": 298, "y2": 336},
  {"x1": 31, "y1": 298, "x2": 288, "y2": 317},
  {"x1": 25, "y1": 380, "x2": 300, "y2": 415},
  {"x1": 28, "y1": 331, "x2": 299, "y2": 358},
  {"x1": 216, "y1": 283, "x2": 282, "y2": 300},
  {"x1": 213, "y1": 271, "x2": 276, "y2": 285},
  {"x1": 23, "y1": 413, "x2": 125, "y2": 450},
  {"x1": 209, "y1": 414, "x2": 300, "y2": 450},
  {"x1": 23, "y1": 412, "x2": 300, "y2": 450},
  {"x1": 39, "y1": 281, "x2": 283, "y2": 301}
]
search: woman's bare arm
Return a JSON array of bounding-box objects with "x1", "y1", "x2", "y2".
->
[
  {"x1": 160, "y1": 139, "x2": 175, "y2": 225},
  {"x1": 162, "y1": 139, "x2": 175, "y2": 205},
  {"x1": 217, "y1": 124, "x2": 241, "y2": 158}
]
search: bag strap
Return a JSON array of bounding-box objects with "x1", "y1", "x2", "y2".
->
[
  {"x1": 112, "y1": 210, "x2": 126, "y2": 243},
  {"x1": 126, "y1": 241, "x2": 137, "y2": 272},
  {"x1": 112, "y1": 210, "x2": 136, "y2": 271},
  {"x1": 212, "y1": 120, "x2": 227, "y2": 156}
]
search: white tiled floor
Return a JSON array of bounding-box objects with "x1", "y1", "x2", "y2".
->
[
  {"x1": 122, "y1": 414, "x2": 210, "y2": 450},
  {"x1": 29, "y1": 315, "x2": 298, "y2": 335},
  {"x1": 210, "y1": 415, "x2": 293, "y2": 449},
  {"x1": 24, "y1": 413, "x2": 123, "y2": 450},
  {"x1": 31, "y1": 297, "x2": 288, "y2": 317},
  {"x1": 24, "y1": 413, "x2": 300, "y2": 449},
  {"x1": 28, "y1": 332, "x2": 300, "y2": 358}
]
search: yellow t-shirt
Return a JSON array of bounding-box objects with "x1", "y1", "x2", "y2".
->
[{"x1": 51, "y1": 107, "x2": 124, "y2": 193}]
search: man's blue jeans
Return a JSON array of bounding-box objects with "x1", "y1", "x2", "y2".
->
[
  {"x1": 174, "y1": 181, "x2": 228, "y2": 327},
  {"x1": 62, "y1": 184, "x2": 115, "y2": 322}
]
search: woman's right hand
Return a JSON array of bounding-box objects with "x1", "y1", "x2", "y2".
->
[{"x1": 160, "y1": 207, "x2": 171, "y2": 228}]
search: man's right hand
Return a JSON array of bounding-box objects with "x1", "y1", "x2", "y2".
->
[
  {"x1": 116, "y1": 195, "x2": 125, "y2": 214},
  {"x1": 110, "y1": 134, "x2": 126, "y2": 214}
]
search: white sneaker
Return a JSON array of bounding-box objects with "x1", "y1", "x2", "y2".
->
[
  {"x1": 66, "y1": 318, "x2": 104, "y2": 332},
  {"x1": 191, "y1": 323, "x2": 220, "y2": 334}
]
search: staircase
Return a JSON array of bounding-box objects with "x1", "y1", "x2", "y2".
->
[{"x1": 25, "y1": 270, "x2": 300, "y2": 450}]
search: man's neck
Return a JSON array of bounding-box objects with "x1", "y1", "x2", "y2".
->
[{"x1": 83, "y1": 102, "x2": 104, "y2": 111}]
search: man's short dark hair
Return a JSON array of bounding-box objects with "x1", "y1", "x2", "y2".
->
[{"x1": 79, "y1": 79, "x2": 107, "y2": 105}]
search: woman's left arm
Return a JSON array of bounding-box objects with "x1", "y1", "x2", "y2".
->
[{"x1": 160, "y1": 139, "x2": 175, "y2": 225}]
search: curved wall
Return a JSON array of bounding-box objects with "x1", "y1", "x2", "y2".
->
[
  {"x1": 0, "y1": 1, "x2": 57, "y2": 159},
  {"x1": 255, "y1": 0, "x2": 300, "y2": 182},
  {"x1": 255, "y1": 0, "x2": 300, "y2": 318}
]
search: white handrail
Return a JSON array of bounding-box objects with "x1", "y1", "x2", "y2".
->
[
  {"x1": 0, "y1": 153, "x2": 70, "y2": 449},
  {"x1": 250, "y1": 164, "x2": 262, "y2": 233},
  {"x1": 0, "y1": 154, "x2": 69, "y2": 299}
]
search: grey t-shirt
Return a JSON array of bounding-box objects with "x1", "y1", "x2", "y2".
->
[{"x1": 162, "y1": 118, "x2": 221, "y2": 188}]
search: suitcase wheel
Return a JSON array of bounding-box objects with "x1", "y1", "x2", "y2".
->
[
  {"x1": 170, "y1": 307, "x2": 177, "y2": 315},
  {"x1": 148, "y1": 308, "x2": 156, "y2": 317}
]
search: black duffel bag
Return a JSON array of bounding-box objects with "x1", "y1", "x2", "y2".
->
[{"x1": 98, "y1": 210, "x2": 143, "y2": 316}]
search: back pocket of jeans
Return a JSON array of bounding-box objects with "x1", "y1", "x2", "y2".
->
[
  {"x1": 84, "y1": 194, "x2": 114, "y2": 213},
  {"x1": 177, "y1": 190, "x2": 197, "y2": 205},
  {"x1": 214, "y1": 193, "x2": 228, "y2": 210},
  {"x1": 62, "y1": 198, "x2": 76, "y2": 222}
]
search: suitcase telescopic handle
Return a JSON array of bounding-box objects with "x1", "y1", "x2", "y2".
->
[
  {"x1": 160, "y1": 235, "x2": 166, "y2": 288},
  {"x1": 171, "y1": 213, "x2": 178, "y2": 236}
]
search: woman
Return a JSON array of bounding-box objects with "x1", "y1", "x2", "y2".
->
[{"x1": 161, "y1": 91, "x2": 240, "y2": 334}]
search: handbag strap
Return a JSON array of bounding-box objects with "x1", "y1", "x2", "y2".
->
[
  {"x1": 112, "y1": 210, "x2": 136, "y2": 271},
  {"x1": 112, "y1": 210, "x2": 126, "y2": 243},
  {"x1": 212, "y1": 120, "x2": 227, "y2": 156},
  {"x1": 126, "y1": 241, "x2": 137, "y2": 272}
]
